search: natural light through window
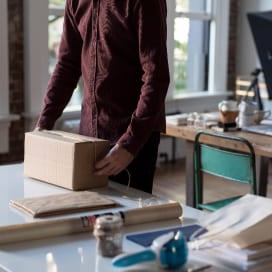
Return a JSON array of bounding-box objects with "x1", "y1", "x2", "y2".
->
[
  {"x1": 173, "y1": 0, "x2": 212, "y2": 96},
  {"x1": 174, "y1": 17, "x2": 189, "y2": 93},
  {"x1": 49, "y1": 0, "x2": 82, "y2": 109},
  {"x1": 47, "y1": 0, "x2": 224, "y2": 108}
]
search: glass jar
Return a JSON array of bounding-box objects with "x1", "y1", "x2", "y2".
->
[
  {"x1": 93, "y1": 214, "x2": 123, "y2": 257},
  {"x1": 187, "y1": 112, "x2": 198, "y2": 126},
  {"x1": 194, "y1": 114, "x2": 206, "y2": 128}
]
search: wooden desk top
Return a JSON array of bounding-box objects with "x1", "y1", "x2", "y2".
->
[{"x1": 166, "y1": 124, "x2": 272, "y2": 158}]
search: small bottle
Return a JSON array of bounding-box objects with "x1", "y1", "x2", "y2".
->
[
  {"x1": 187, "y1": 112, "x2": 198, "y2": 127},
  {"x1": 93, "y1": 214, "x2": 123, "y2": 257},
  {"x1": 194, "y1": 114, "x2": 206, "y2": 128}
]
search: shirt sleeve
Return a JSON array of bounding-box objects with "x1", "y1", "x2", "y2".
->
[
  {"x1": 117, "y1": 0, "x2": 170, "y2": 155},
  {"x1": 37, "y1": 0, "x2": 82, "y2": 130}
]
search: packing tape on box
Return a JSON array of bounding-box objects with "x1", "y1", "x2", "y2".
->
[
  {"x1": 41, "y1": 130, "x2": 94, "y2": 142},
  {"x1": 0, "y1": 202, "x2": 182, "y2": 245}
]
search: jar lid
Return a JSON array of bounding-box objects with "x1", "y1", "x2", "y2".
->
[{"x1": 94, "y1": 214, "x2": 123, "y2": 232}]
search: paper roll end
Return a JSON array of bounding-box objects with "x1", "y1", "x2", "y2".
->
[{"x1": 123, "y1": 202, "x2": 183, "y2": 226}]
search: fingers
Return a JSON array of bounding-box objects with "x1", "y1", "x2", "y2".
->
[
  {"x1": 94, "y1": 144, "x2": 133, "y2": 176},
  {"x1": 95, "y1": 154, "x2": 122, "y2": 175},
  {"x1": 95, "y1": 156, "x2": 110, "y2": 170},
  {"x1": 94, "y1": 157, "x2": 124, "y2": 176},
  {"x1": 95, "y1": 163, "x2": 123, "y2": 176}
]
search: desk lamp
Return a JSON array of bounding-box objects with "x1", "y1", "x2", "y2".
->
[{"x1": 243, "y1": 68, "x2": 264, "y2": 110}]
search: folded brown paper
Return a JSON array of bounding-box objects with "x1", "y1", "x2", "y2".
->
[{"x1": 10, "y1": 191, "x2": 118, "y2": 218}]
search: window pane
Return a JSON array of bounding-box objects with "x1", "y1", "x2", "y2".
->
[
  {"x1": 48, "y1": 14, "x2": 82, "y2": 107},
  {"x1": 176, "y1": 0, "x2": 208, "y2": 13},
  {"x1": 174, "y1": 17, "x2": 210, "y2": 95},
  {"x1": 49, "y1": 0, "x2": 66, "y2": 9},
  {"x1": 174, "y1": 17, "x2": 188, "y2": 93},
  {"x1": 48, "y1": 16, "x2": 63, "y2": 74}
]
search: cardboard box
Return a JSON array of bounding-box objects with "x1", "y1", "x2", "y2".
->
[{"x1": 24, "y1": 130, "x2": 110, "y2": 190}]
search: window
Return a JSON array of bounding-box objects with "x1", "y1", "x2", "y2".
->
[
  {"x1": 47, "y1": 0, "x2": 229, "y2": 101},
  {"x1": 49, "y1": 0, "x2": 82, "y2": 110},
  {"x1": 170, "y1": 0, "x2": 230, "y2": 97},
  {"x1": 24, "y1": 0, "x2": 230, "y2": 121},
  {"x1": 47, "y1": 0, "x2": 217, "y2": 106},
  {"x1": 174, "y1": 0, "x2": 211, "y2": 95},
  {"x1": 48, "y1": 0, "x2": 65, "y2": 75}
]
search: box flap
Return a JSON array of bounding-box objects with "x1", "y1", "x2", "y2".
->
[{"x1": 26, "y1": 130, "x2": 108, "y2": 144}]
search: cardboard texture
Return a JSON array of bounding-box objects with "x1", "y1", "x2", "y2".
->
[
  {"x1": 24, "y1": 130, "x2": 110, "y2": 190},
  {"x1": 10, "y1": 191, "x2": 118, "y2": 217}
]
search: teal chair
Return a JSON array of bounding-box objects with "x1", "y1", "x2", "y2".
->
[{"x1": 193, "y1": 130, "x2": 257, "y2": 211}]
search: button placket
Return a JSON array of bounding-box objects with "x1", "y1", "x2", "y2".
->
[{"x1": 90, "y1": 0, "x2": 100, "y2": 137}]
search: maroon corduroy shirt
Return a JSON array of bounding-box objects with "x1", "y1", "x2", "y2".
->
[{"x1": 37, "y1": 0, "x2": 170, "y2": 155}]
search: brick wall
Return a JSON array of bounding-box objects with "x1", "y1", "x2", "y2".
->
[
  {"x1": 0, "y1": 1, "x2": 238, "y2": 164},
  {"x1": 0, "y1": 0, "x2": 24, "y2": 164}
]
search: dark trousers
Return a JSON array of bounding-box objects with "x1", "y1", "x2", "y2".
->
[{"x1": 110, "y1": 132, "x2": 160, "y2": 194}]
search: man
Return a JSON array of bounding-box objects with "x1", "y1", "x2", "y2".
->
[{"x1": 36, "y1": 0, "x2": 170, "y2": 193}]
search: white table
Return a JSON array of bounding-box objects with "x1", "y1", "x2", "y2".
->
[{"x1": 0, "y1": 163, "x2": 231, "y2": 272}]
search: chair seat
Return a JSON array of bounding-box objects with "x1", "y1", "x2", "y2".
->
[{"x1": 197, "y1": 195, "x2": 242, "y2": 212}]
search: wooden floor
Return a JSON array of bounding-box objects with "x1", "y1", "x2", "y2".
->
[{"x1": 153, "y1": 158, "x2": 272, "y2": 205}]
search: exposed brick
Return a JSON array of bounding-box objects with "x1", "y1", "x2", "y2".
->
[
  {"x1": 0, "y1": 0, "x2": 24, "y2": 164},
  {"x1": 227, "y1": 0, "x2": 238, "y2": 93}
]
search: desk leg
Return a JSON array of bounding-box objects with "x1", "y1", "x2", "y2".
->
[
  {"x1": 256, "y1": 156, "x2": 269, "y2": 196},
  {"x1": 185, "y1": 141, "x2": 196, "y2": 207}
]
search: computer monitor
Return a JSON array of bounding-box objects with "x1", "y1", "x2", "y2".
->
[{"x1": 247, "y1": 11, "x2": 272, "y2": 100}]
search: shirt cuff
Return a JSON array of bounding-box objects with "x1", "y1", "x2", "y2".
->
[{"x1": 117, "y1": 132, "x2": 148, "y2": 156}]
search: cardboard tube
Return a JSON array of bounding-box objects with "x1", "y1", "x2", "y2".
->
[
  {"x1": 0, "y1": 217, "x2": 85, "y2": 245},
  {"x1": 123, "y1": 202, "x2": 183, "y2": 225},
  {"x1": 0, "y1": 202, "x2": 182, "y2": 245}
]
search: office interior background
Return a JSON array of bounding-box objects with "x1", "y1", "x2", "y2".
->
[{"x1": 0, "y1": 0, "x2": 272, "y2": 164}]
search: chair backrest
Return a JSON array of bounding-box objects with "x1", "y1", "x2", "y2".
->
[{"x1": 194, "y1": 130, "x2": 257, "y2": 211}]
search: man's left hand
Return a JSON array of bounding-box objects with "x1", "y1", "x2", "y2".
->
[{"x1": 94, "y1": 144, "x2": 134, "y2": 176}]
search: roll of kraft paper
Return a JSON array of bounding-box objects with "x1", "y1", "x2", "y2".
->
[
  {"x1": 0, "y1": 202, "x2": 182, "y2": 245},
  {"x1": 123, "y1": 202, "x2": 182, "y2": 225}
]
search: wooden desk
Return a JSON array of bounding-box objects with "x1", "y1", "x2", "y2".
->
[{"x1": 166, "y1": 124, "x2": 272, "y2": 207}]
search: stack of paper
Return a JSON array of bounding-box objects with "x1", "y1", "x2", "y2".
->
[
  {"x1": 193, "y1": 240, "x2": 272, "y2": 272},
  {"x1": 189, "y1": 195, "x2": 272, "y2": 271},
  {"x1": 193, "y1": 241, "x2": 272, "y2": 272}
]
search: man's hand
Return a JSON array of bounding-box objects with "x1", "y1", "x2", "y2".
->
[{"x1": 94, "y1": 144, "x2": 134, "y2": 176}]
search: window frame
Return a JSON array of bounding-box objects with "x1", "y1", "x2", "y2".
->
[{"x1": 167, "y1": 0, "x2": 230, "y2": 99}]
